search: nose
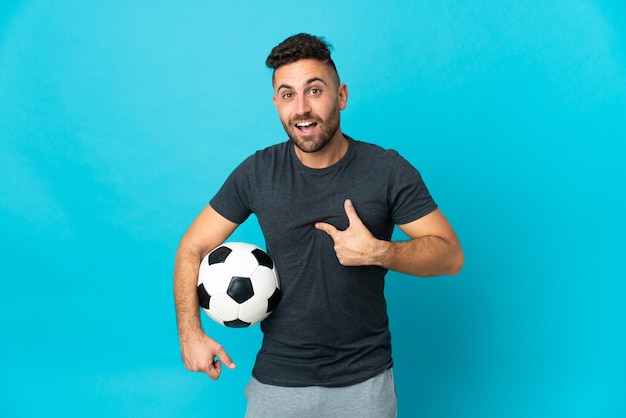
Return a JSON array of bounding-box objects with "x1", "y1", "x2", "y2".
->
[{"x1": 295, "y1": 95, "x2": 312, "y2": 116}]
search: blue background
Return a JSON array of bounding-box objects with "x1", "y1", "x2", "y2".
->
[{"x1": 1, "y1": 1, "x2": 625, "y2": 417}]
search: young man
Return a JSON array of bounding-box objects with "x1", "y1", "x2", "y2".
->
[{"x1": 174, "y1": 33, "x2": 463, "y2": 417}]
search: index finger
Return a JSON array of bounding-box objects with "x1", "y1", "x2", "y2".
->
[
  {"x1": 213, "y1": 345, "x2": 236, "y2": 370},
  {"x1": 315, "y1": 221, "x2": 338, "y2": 237}
]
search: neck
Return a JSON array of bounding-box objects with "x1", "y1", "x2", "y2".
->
[{"x1": 295, "y1": 130, "x2": 348, "y2": 169}]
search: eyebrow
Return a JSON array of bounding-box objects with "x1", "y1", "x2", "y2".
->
[{"x1": 277, "y1": 77, "x2": 328, "y2": 92}]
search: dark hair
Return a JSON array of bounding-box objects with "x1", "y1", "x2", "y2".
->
[{"x1": 266, "y1": 33, "x2": 339, "y2": 83}]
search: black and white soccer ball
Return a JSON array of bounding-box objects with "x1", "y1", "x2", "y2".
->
[{"x1": 197, "y1": 242, "x2": 281, "y2": 328}]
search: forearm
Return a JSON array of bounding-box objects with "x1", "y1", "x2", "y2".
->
[
  {"x1": 173, "y1": 245, "x2": 204, "y2": 340},
  {"x1": 173, "y1": 205, "x2": 239, "y2": 339},
  {"x1": 374, "y1": 235, "x2": 464, "y2": 277},
  {"x1": 173, "y1": 240, "x2": 237, "y2": 377}
]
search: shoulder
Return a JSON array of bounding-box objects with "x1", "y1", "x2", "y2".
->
[
  {"x1": 236, "y1": 140, "x2": 290, "y2": 170},
  {"x1": 348, "y1": 137, "x2": 426, "y2": 185},
  {"x1": 350, "y1": 136, "x2": 398, "y2": 155},
  {"x1": 349, "y1": 137, "x2": 403, "y2": 167},
  {"x1": 255, "y1": 140, "x2": 290, "y2": 158}
]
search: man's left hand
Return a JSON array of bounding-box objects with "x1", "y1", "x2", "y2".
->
[{"x1": 315, "y1": 199, "x2": 386, "y2": 267}]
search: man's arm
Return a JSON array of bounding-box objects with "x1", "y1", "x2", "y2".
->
[
  {"x1": 315, "y1": 199, "x2": 463, "y2": 277},
  {"x1": 174, "y1": 204, "x2": 239, "y2": 380}
]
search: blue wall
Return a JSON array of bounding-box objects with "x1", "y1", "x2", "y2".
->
[{"x1": 1, "y1": 1, "x2": 625, "y2": 417}]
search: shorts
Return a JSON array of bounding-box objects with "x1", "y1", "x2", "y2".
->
[{"x1": 244, "y1": 368, "x2": 397, "y2": 418}]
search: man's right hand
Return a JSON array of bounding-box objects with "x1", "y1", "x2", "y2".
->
[{"x1": 180, "y1": 331, "x2": 236, "y2": 380}]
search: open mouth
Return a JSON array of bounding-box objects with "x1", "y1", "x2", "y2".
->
[{"x1": 295, "y1": 121, "x2": 318, "y2": 134}]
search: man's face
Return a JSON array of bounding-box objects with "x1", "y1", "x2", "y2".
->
[{"x1": 272, "y1": 59, "x2": 348, "y2": 153}]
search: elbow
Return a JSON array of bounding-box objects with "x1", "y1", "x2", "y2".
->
[
  {"x1": 175, "y1": 235, "x2": 204, "y2": 264},
  {"x1": 447, "y1": 245, "x2": 465, "y2": 276}
]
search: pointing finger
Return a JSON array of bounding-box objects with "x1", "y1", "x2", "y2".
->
[
  {"x1": 315, "y1": 221, "x2": 338, "y2": 237},
  {"x1": 214, "y1": 346, "x2": 236, "y2": 370}
]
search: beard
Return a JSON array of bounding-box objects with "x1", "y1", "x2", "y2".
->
[{"x1": 282, "y1": 102, "x2": 341, "y2": 154}]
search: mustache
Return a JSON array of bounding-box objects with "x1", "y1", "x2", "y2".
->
[{"x1": 291, "y1": 114, "x2": 321, "y2": 124}]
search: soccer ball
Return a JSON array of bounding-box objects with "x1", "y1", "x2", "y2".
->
[{"x1": 197, "y1": 242, "x2": 281, "y2": 328}]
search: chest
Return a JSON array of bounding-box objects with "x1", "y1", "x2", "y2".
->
[{"x1": 251, "y1": 163, "x2": 394, "y2": 246}]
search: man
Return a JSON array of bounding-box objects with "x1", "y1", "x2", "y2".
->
[{"x1": 174, "y1": 33, "x2": 463, "y2": 417}]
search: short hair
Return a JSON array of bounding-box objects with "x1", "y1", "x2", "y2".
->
[{"x1": 266, "y1": 33, "x2": 339, "y2": 84}]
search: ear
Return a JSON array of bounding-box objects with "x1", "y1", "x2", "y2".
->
[{"x1": 338, "y1": 83, "x2": 348, "y2": 111}]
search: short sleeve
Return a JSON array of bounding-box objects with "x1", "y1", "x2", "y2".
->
[
  {"x1": 388, "y1": 154, "x2": 438, "y2": 225},
  {"x1": 209, "y1": 156, "x2": 255, "y2": 225}
]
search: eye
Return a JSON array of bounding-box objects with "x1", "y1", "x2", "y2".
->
[
  {"x1": 308, "y1": 88, "x2": 322, "y2": 96},
  {"x1": 281, "y1": 92, "x2": 294, "y2": 101}
]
